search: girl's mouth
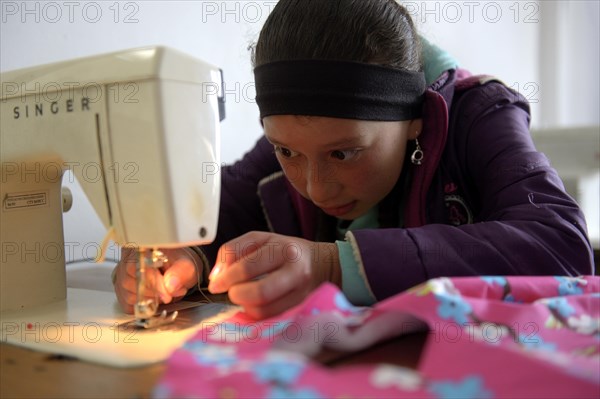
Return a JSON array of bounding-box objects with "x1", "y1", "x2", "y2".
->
[{"x1": 320, "y1": 201, "x2": 357, "y2": 217}]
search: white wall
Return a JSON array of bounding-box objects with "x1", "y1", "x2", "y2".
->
[
  {"x1": 410, "y1": 0, "x2": 541, "y2": 125},
  {"x1": 538, "y1": 1, "x2": 600, "y2": 128},
  {"x1": 1, "y1": 0, "x2": 598, "y2": 260}
]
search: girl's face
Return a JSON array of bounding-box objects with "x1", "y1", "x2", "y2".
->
[{"x1": 263, "y1": 115, "x2": 418, "y2": 220}]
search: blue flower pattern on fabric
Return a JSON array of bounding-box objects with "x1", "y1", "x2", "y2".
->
[
  {"x1": 429, "y1": 375, "x2": 492, "y2": 399},
  {"x1": 334, "y1": 292, "x2": 361, "y2": 313},
  {"x1": 504, "y1": 293, "x2": 519, "y2": 303},
  {"x1": 183, "y1": 341, "x2": 238, "y2": 368},
  {"x1": 481, "y1": 276, "x2": 507, "y2": 287},
  {"x1": 555, "y1": 276, "x2": 584, "y2": 296},
  {"x1": 518, "y1": 333, "x2": 557, "y2": 352},
  {"x1": 267, "y1": 386, "x2": 324, "y2": 399},
  {"x1": 155, "y1": 276, "x2": 600, "y2": 398},
  {"x1": 435, "y1": 294, "x2": 472, "y2": 324},
  {"x1": 546, "y1": 297, "x2": 576, "y2": 318},
  {"x1": 254, "y1": 357, "x2": 305, "y2": 385}
]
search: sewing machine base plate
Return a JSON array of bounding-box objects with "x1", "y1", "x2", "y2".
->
[{"x1": 0, "y1": 288, "x2": 235, "y2": 368}]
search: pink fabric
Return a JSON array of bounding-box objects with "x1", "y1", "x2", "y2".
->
[{"x1": 155, "y1": 276, "x2": 600, "y2": 398}]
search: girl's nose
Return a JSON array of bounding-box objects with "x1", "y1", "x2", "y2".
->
[{"x1": 305, "y1": 162, "x2": 339, "y2": 203}]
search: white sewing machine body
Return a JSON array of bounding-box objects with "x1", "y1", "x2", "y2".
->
[{"x1": 1, "y1": 46, "x2": 222, "y2": 312}]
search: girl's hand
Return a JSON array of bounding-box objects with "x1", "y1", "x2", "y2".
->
[
  {"x1": 207, "y1": 231, "x2": 341, "y2": 319},
  {"x1": 113, "y1": 247, "x2": 199, "y2": 314}
]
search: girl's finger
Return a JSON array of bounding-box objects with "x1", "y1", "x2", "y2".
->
[
  {"x1": 241, "y1": 288, "x2": 306, "y2": 320},
  {"x1": 210, "y1": 235, "x2": 300, "y2": 293},
  {"x1": 227, "y1": 263, "x2": 299, "y2": 307}
]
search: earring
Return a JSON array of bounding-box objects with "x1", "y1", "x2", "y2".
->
[{"x1": 411, "y1": 138, "x2": 424, "y2": 165}]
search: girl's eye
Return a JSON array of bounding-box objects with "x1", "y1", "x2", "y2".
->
[
  {"x1": 274, "y1": 146, "x2": 298, "y2": 158},
  {"x1": 331, "y1": 149, "x2": 359, "y2": 161}
]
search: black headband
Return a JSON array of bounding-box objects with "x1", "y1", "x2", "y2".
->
[{"x1": 254, "y1": 59, "x2": 426, "y2": 121}]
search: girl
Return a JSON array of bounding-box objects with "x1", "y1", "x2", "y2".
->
[{"x1": 113, "y1": 0, "x2": 593, "y2": 319}]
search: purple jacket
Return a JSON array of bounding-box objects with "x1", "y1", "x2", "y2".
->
[{"x1": 201, "y1": 69, "x2": 594, "y2": 300}]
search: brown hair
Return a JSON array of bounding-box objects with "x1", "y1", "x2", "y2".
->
[{"x1": 252, "y1": 0, "x2": 422, "y2": 71}]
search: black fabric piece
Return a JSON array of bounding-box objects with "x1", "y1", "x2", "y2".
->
[{"x1": 254, "y1": 60, "x2": 426, "y2": 121}]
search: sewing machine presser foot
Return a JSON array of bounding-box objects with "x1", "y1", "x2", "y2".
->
[{"x1": 134, "y1": 309, "x2": 179, "y2": 329}]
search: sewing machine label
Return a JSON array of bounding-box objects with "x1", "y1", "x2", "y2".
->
[{"x1": 3, "y1": 191, "x2": 48, "y2": 211}]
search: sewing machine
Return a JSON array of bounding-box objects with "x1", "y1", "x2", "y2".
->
[{"x1": 0, "y1": 47, "x2": 227, "y2": 365}]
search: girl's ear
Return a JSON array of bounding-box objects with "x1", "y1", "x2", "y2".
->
[{"x1": 407, "y1": 118, "x2": 423, "y2": 140}]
